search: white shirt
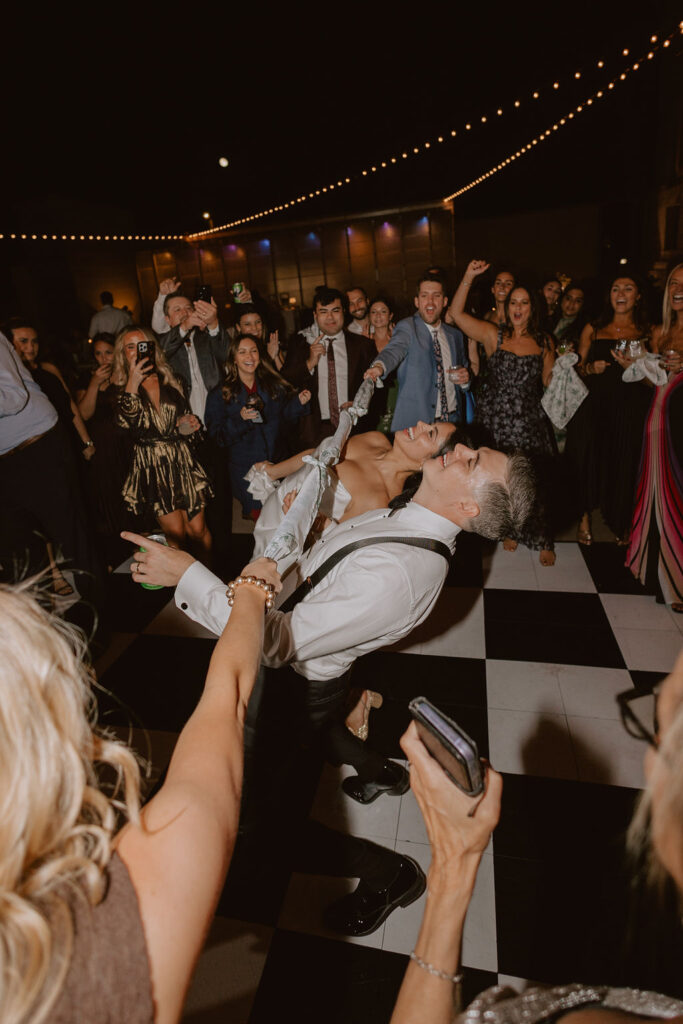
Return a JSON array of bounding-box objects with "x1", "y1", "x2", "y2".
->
[
  {"x1": 313, "y1": 331, "x2": 349, "y2": 419},
  {"x1": 176, "y1": 502, "x2": 459, "y2": 681},
  {"x1": 178, "y1": 325, "x2": 220, "y2": 419},
  {"x1": 0, "y1": 334, "x2": 57, "y2": 454},
  {"x1": 347, "y1": 319, "x2": 370, "y2": 337}
]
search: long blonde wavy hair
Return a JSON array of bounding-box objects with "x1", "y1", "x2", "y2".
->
[
  {"x1": 110, "y1": 325, "x2": 183, "y2": 393},
  {"x1": 660, "y1": 262, "x2": 683, "y2": 342},
  {"x1": 0, "y1": 581, "x2": 142, "y2": 1023}
]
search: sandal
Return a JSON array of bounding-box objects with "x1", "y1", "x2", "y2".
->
[
  {"x1": 503, "y1": 538, "x2": 518, "y2": 552},
  {"x1": 577, "y1": 514, "x2": 592, "y2": 546},
  {"x1": 539, "y1": 549, "x2": 556, "y2": 567},
  {"x1": 345, "y1": 690, "x2": 384, "y2": 742},
  {"x1": 51, "y1": 570, "x2": 74, "y2": 598}
]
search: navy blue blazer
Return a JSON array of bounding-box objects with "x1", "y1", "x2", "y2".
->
[{"x1": 376, "y1": 314, "x2": 469, "y2": 431}]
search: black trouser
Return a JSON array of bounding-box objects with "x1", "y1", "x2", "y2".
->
[
  {"x1": 237, "y1": 665, "x2": 398, "y2": 887},
  {"x1": 0, "y1": 425, "x2": 105, "y2": 606}
]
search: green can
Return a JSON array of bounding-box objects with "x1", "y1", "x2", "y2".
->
[{"x1": 139, "y1": 532, "x2": 168, "y2": 590}]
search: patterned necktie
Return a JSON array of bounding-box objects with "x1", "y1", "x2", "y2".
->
[
  {"x1": 431, "y1": 327, "x2": 449, "y2": 422},
  {"x1": 327, "y1": 338, "x2": 340, "y2": 427}
]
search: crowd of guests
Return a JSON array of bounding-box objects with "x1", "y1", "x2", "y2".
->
[{"x1": 2, "y1": 261, "x2": 683, "y2": 614}]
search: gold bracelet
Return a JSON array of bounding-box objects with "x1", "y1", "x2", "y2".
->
[{"x1": 226, "y1": 575, "x2": 275, "y2": 611}]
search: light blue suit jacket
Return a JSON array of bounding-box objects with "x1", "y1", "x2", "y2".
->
[{"x1": 377, "y1": 314, "x2": 469, "y2": 432}]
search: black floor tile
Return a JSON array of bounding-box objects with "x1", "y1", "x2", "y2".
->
[
  {"x1": 484, "y1": 590, "x2": 625, "y2": 667},
  {"x1": 98, "y1": 634, "x2": 213, "y2": 731},
  {"x1": 100, "y1": 572, "x2": 172, "y2": 632},
  {"x1": 493, "y1": 773, "x2": 638, "y2": 861},
  {"x1": 248, "y1": 931, "x2": 408, "y2": 1024},
  {"x1": 368, "y1": 694, "x2": 489, "y2": 760},
  {"x1": 629, "y1": 669, "x2": 669, "y2": 692},
  {"x1": 580, "y1": 543, "x2": 646, "y2": 595}
]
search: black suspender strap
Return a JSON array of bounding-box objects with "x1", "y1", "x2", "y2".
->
[{"x1": 278, "y1": 536, "x2": 452, "y2": 614}]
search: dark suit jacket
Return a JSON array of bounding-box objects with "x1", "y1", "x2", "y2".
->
[
  {"x1": 282, "y1": 329, "x2": 375, "y2": 446},
  {"x1": 158, "y1": 326, "x2": 230, "y2": 403}
]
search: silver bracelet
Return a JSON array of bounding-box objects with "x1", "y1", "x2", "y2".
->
[{"x1": 409, "y1": 951, "x2": 463, "y2": 984}]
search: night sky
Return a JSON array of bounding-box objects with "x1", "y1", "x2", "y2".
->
[{"x1": 3, "y1": 1, "x2": 680, "y2": 238}]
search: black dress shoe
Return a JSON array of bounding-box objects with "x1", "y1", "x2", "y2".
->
[
  {"x1": 323, "y1": 856, "x2": 426, "y2": 936},
  {"x1": 341, "y1": 760, "x2": 410, "y2": 804}
]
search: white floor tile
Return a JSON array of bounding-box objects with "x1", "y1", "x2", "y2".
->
[
  {"x1": 182, "y1": 917, "x2": 273, "y2": 1022},
  {"x1": 277, "y1": 872, "x2": 385, "y2": 948},
  {"x1": 482, "y1": 543, "x2": 538, "y2": 591},
  {"x1": 666, "y1": 606, "x2": 683, "y2": 635},
  {"x1": 566, "y1": 716, "x2": 647, "y2": 789},
  {"x1": 396, "y1": 788, "x2": 429, "y2": 845},
  {"x1": 393, "y1": 589, "x2": 485, "y2": 659},
  {"x1": 144, "y1": 598, "x2": 218, "y2": 639},
  {"x1": 532, "y1": 543, "x2": 596, "y2": 593},
  {"x1": 611, "y1": 627, "x2": 682, "y2": 672},
  {"x1": 486, "y1": 661, "x2": 564, "y2": 715},
  {"x1": 555, "y1": 664, "x2": 632, "y2": 720},
  {"x1": 309, "y1": 763, "x2": 401, "y2": 842},
  {"x1": 497, "y1": 975, "x2": 529, "y2": 993},
  {"x1": 487, "y1": 708, "x2": 578, "y2": 781},
  {"x1": 382, "y1": 842, "x2": 497, "y2": 973},
  {"x1": 600, "y1": 593, "x2": 682, "y2": 632}
]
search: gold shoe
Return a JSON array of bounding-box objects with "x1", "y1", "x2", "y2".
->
[{"x1": 346, "y1": 690, "x2": 384, "y2": 741}]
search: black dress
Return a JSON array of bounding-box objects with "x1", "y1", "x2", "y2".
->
[
  {"x1": 475, "y1": 331, "x2": 556, "y2": 550},
  {"x1": 86, "y1": 385, "x2": 135, "y2": 541},
  {"x1": 564, "y1": 334, "x2": 651, "y2": 538}
]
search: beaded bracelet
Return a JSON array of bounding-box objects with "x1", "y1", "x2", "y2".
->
[
  {"x1": 226, "y1": 575, "x2": 275, "y2": 611},
  {"x1": 409, "y1": 951, "x2": 463, "y2": 985}
]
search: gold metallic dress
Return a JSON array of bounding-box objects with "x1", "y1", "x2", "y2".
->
[{"x1": 116, "y1": 387, "x2": 213, "y2": 520}]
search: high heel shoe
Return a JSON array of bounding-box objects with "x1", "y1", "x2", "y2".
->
[{"x1": 345, "y1": 690, "x2": 384, "y2": 741}]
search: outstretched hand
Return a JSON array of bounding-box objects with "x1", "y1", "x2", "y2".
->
[{"x1": 400, "y1": 721, "x2": 502, "y2": 863}]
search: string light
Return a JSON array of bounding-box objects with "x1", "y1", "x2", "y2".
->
[
  {"x1": 443, "y1": 29, "x2": 675, "y2": 203},
  {"x1": 5, "y1": 26, "x2": 677, "y2": 243}
]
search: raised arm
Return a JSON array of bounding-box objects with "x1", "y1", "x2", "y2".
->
[
  {"x1": 390, "y1": 723, "x2": 502, "y2": 1024},
  {"x1": 115, "y1": 556, "x2": 280, "y2": 1024},
  {"x1": 447, "y1": 261, "x2": 498, "y2": 355}
]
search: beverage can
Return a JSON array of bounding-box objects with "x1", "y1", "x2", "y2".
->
[
  {"x1": 138, "y1": 533, "x2": 168, "y2": 590},
  {"x1": 232, "y1": 282, "x2": 244, "y2": 299}
]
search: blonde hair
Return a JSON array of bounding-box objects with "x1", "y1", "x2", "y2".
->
[
  {"x1": 0, "y1": 581, "x2": 141, "y2": 1023},
  {"x1": 110, "y1": 325, "x2": 183, "y2": 393},
  {"x1": 660, "y1": 262, "x2": 683, "y2": 341},
  {"x1": 627, "y1": 681, "x2": 683, "y2": 895}
]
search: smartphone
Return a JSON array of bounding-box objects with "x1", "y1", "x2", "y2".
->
[
  {"x1": 136, "y1": 339, "x2": 155, "y2": 372},
  {"x1": 409, "y1": 697, "x2": 484, "y2": 796},
  {"x1": 196, "y1": 284, "x2": 212, "y2": 303}
]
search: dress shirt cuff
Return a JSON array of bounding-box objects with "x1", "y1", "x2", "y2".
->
[
  {"x1": 175, "y1": 560, "x2": 230, "y2": 636},
  {"x1": 208, "y1": 325, "x2": 220, "y2": 336}
]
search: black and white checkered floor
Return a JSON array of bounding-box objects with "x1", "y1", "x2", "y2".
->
[{"x1": 95, "y1": 527, "x2": 683, "y2": 1023}]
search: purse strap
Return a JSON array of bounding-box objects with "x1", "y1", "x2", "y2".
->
[{"x1": 278, "y1": 535, "x2": 451, "y2": 613}]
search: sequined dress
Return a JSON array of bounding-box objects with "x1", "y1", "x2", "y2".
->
[
  {"x1": 116, "y1": 386, "x2": 213, "y2": 520},
  {"x1": 475, "y1": 332, "x2": 556, "y2": 550}
]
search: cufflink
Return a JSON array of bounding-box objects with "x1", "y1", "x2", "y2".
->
[{"x1": 180, "y1": 602, "x2": 188, "y2": 610}]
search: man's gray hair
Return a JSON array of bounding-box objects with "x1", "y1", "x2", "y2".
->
[{"x1": 469, "y1": 452, "x2": 536, "y2": 541}]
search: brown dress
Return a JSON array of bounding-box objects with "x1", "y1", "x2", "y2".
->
[
  {"x1": 116, "y1": 386, "x2": 213, "y2": 520},
  {"x1": 48, "y1": 852, "x2": 154, "y2": 1023}
]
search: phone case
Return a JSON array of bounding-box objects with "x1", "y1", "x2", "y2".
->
[{"x1": 409, "y1": 697, "x2": 484, "y2": 796}]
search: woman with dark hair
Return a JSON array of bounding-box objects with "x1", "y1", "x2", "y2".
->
[
  {"x1": 205, "y1": 335, "x2": 311, "y2": 520},
  {"x1": 368, "y1": 296, "x2": 398, "y2": 431},
  {"x1": 540, "y1": 275, "x2": 563, "y2": 331},
  {"x1": 112, "y1": 326, "x2": 213, "y2": 559},
  {"x1": 234, "y1": 303, "x2": 284, "y2": 370},
  {"x1": 566, "y1": 275, "x2": 651, "y2": 545},
  {"x1": 627, "y1": 263, "x2": 683, "y2": 612},
  {"x1": 448, "y1": 260, "x2": 557, "y2": 564},
  {"x1": 552, "y1": 281, "x2": 588, "y2": 350}
]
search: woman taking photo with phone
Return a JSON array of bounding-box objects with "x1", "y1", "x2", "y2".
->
[{"x1": 112, "y1": 326, "x2": 213, "y2": 560}]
